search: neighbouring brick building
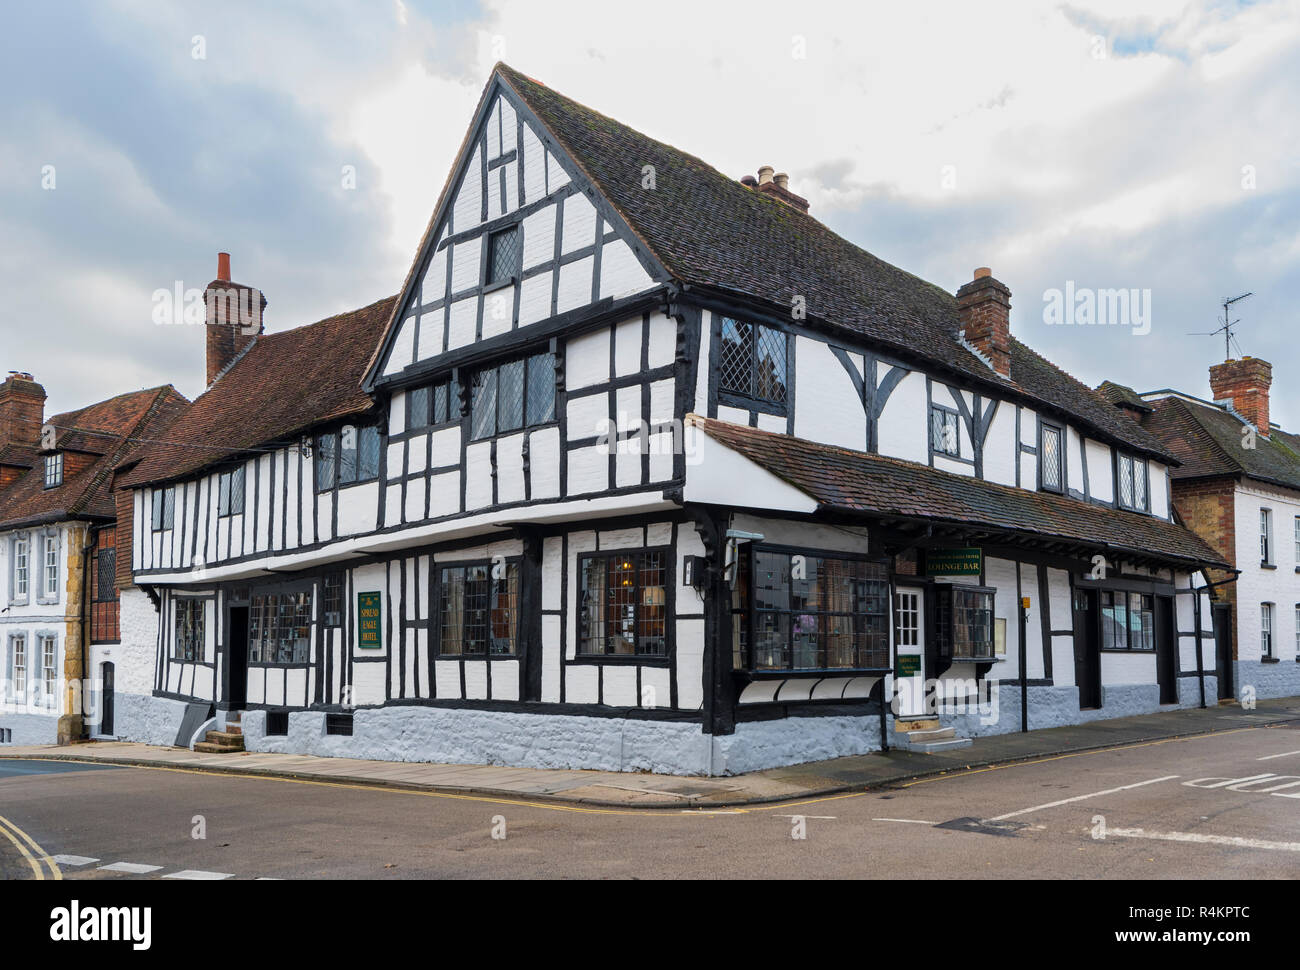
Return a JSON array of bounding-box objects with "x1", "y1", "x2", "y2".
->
[
  {"x1": 0, "y1": 371, "x2": 187, "y2": 746},
  {"x1": 1103, "y1": 357, "x2": 1300, "y2": 701}
]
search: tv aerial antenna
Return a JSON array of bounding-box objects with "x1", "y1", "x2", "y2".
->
[{"x1": 1189, "y1": 292, "x2": 1252, "y2": 359}]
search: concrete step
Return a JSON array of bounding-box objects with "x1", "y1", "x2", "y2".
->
[
  {"x1": 204, "y1": 731, "x2": 245, "y2": 748},
  {"x1": 194, "y1": 741, "x2": 246, "y2": 754},
  {"x1": 904, "y1": 726, "x2": 955, "y2": 742},
  {"x1": 907, "y1": 737, "x2": 973, "y2": 754}
]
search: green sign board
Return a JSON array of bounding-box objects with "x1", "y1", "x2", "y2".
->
[
  {"x1": 357, "y1": 591, "x2": 383, "y2": 649},
  {"x1": 926, "y1": 547, "x2": 983, "y2": 577},
  {"x1": 897, "y1": 654, "x2": 922, "y2": 677}
]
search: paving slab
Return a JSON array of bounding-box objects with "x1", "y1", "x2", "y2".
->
[{"x1": 3, "y1": 696, "x2": 1297, "y2": 809}]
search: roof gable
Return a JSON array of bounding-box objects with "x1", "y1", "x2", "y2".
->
[
  {"x1": 1144, "y1": 394, "x2": 1300, "y2": 492},
  {"x1": 363, "y1": 67, "x2": 667, "y2": 390}
]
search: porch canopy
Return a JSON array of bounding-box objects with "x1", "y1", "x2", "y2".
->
[{"x1": 685, "y1": 417, "x2": 1229, "y2": 572}]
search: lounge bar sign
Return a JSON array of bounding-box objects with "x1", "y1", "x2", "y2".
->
[
  {"x1": 357, "y1": 591, "x2": 383, "y2": 649},
  {"x1": 926, "y1": 547, "x2": 983, "y2": 577}
]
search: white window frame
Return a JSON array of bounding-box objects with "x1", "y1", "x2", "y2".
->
[
  {"x1": 1294, "y1": 516, "x2": 1299, "y2": 569},
  {"x1": 1261, "y1": 508, "x2": 1273, "y2": 566},
  {"x1": 1294, "y1": 604, "x2": 1300, "y2": 660},
  {"x1": 39, "y1": 633, "x2": 56, "y2": 709},
  {"x1": 10, "y1": 533, "x2": 30, "y2": 605},
  {"x1": 9, "y1": 633, "x2": 27, "y2": 703},
  {"x1": 1261, "y1": 602, "x2": 1274, "y2": 659},
  {"x1": 37, "y1": 531, "x2": 59, "y2": 604}
]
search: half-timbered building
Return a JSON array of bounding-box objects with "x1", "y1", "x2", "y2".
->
[{"x1": 114, "y1": 64, "x2": 1228, "y2": 774}]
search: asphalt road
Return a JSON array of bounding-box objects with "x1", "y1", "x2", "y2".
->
[{"x1": 2, "y1": 723, "x2": 1299, "y2": 879}]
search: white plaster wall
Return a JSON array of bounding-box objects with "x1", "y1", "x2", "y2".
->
[
  {"x1": 877, "y1": 370, "x2": 927, "y2": 465},
  {"x1": 793, "y1": 336, "x2": 866, "y2": 451},
  {"x1": 1234, "y1": 483, "x2": 1300, "y2": 661}
]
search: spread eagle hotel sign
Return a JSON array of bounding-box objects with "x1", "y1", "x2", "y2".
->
[
  {"x1": 926, "y1": 547, "x2": 983, "y2": 577},
  {"x1": 357, "y1": 592, "x2": 383, "y2": 649}
]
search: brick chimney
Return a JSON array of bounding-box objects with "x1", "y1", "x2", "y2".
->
[
  {"x1": 956, "y1": 267, "x2": 1012, "y2": 378},
  {"x1": 1210, "y1": 356, "x2": 1271, "y2": 436},
  {"x1": 205, "y1": 252, "x2": 266, "y2": 386},
  {"x1": 743, "y1": 165, "x2": 810, "y2": 214},
  {"x1": 0, "y1": 372, "x2": 46, "y2": 453}
]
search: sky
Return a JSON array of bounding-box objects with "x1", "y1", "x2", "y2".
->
[{"x1": 2, "y1": 0, "x2": 1297, "y2": 429}]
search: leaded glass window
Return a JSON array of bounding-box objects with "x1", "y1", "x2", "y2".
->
[
  {"x1": 438, "y1": 562, "x2": 519, "y2": 656},
  {"x1": 470, "y1": 351, "x2": 555, "y2": 441},
  {"x1": 931, "y1": 406, "x2": 959, "y2": 456},
  {"x1": 578, "y1": 551, "x2": 669, "y2": 657},
  {"x1": 174, "y1": 599, "x2": 205, "y2": 661},
  {"x1": 1040, "y1": 424, "x2": 1063, "y2": 492},
  {"x1": 487, "y1": 226, "x2": 521, "y2": 285},
  {"x1": 718, "y1": 317, "x2": 787, "y2": 405}
]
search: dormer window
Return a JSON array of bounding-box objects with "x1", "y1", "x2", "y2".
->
[
  {"x1": 719, "y1": 317, "x2": 788, "y2": 410},
  {"x1": 486, "y1": 226, "x2": 520, "y2": 286},
  {"x1": 43, "y1": 452, "x2": 63, "y2": 489},
  {"x1": 1116, "y1": 454, "x2": 1148, "y2": 512}
]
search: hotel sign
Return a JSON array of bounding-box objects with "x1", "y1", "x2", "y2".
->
[
  {"x1": 357, "y1": 591, "x2": 383, "y2": 649},
  {"x1": 926, "y1": 547, "x2": 983, "y2": 577}
]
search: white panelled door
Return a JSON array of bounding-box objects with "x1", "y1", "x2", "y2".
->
[{"x1": 893, "y1": 588, "x2": 929, "y2": 717}]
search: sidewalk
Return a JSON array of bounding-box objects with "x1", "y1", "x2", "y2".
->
[{"x1": 4, "y1": 698, "x2": 1298, "y2": 808}]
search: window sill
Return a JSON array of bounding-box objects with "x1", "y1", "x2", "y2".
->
[
  {"x1": 468, "y1": 420, "x2": 559, "y2": 446},
  {"x1": 1261, "y1": 656, "x2": 1280, "y2": 664},
  {"x1": 482, "y1": 277, "x2": 516, "y2": 296},
  {"x1": 734, "y1": 666, "x2": 892, "y2": 680},
  {"x1": 572, "y1": 654, "x2": 671, "y2": 666},
  {"x1": 1261, "y1": 563, "x2": 1277, "y2": 570},
  {"x1": 718, "y1": 390, "x2": 788, "y2": 418},
  {"x1": 437, "y1": 654, "x2": 519, "y2": 661},
  {"x1": 1099, "y1": 648, "x2": 1157, "y2": 654}
]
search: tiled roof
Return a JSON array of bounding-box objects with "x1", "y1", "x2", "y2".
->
[
  {"x1": 119, "y1": 295, "x2": 398, "y2": 489},
  {"x1": 693, "y1": 416, "x2": 1227, "y2": 569},
  {"x1": 1142, "y1": 394, "x2": 1300, "y2": 492},
  {"x1": 494, "y1": 64, "x2": 1176, "y2": 465},
  {"x1": 0, "y1": 385, "x2": 188, "y2": 530}
]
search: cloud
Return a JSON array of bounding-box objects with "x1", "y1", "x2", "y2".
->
[{"x1": 1, "y1": 0, "x2": 1296, "y2": 431}]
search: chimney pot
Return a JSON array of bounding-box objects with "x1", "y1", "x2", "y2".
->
[
  {"x1": 740, "y1": 174, "x2": 758, "y2": 187},
  {"x1": 217, "y1": 252, "x2": 231, "y2": 281},
  {"x1": 774, "y1": 172, "x2": 789, "y2": 189},
  {"x1": 757, "y1": 165, "x2": 774, "y2": 185},
  {"x1": 974, "y1": 266, "x2": 992, "y2": 279}
]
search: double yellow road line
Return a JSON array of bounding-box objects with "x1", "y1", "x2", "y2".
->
[{"x1": 0, "y1": 813, "x2": 61, "y2": 880}]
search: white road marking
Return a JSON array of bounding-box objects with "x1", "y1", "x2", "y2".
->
[
  {"x1": 991, "y1": 775, "x2": 1180, "y2": 821},
  {"x1": 1106, "y1": 827, "x2": 1300, "y2": 853},
  {"x1": 162, "y1": 869, "x2": 234, "y2": 880},
  {"x1": 98, "y1": 862, "x2": 162, "y2": 874},
  {"x1": 51, "y1": 854, "x2": 99, "y2": 867},
  {"x1": 872, "y1": 818, "x2": 936, "y2": 825},
  {"x1": 1257, "y1": 750, "x2": 1300, "y2": 762}
]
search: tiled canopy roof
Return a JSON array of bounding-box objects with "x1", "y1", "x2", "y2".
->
[
  {"x1": 119, "y1": 295, "x2": 398, "y2": 489},
  {"x1": 1096, "y1": 380, "x2": 1153, "y2": 414},
  {"x1": 494, "y1": 64, "x2": 1176, "y2": 465},
  {"x1": 693, "y1": 417, "x2": 1227, "y2": 569},
  {"x1": 0, "y1": 385, "x2": 188, "y2": 529},
  {"x1": 1142, "y1": 394, "x2": 1300, "y2": 492}
]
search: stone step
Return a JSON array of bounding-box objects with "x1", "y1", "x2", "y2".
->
[
  {"x1": 194, "y1": 741, "x2": 246, "y2": 754},
  {"x1": 904, "y1": 726, "x2": 955, "y2": 742},
  {"x1": 204, "y1": 731, "x2": 245, "y2": 748},
  {"x1": 908, "y1": 737, "x2": 973, "y2": 754},
  {"x1": 222, "y1": 725, "x2": 243, "y2": 736}
]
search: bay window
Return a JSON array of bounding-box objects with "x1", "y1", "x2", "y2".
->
[{"x1": 732, "y1": 548, "x2": 890, "y2": 672}]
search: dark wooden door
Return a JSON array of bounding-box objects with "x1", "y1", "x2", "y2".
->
[
  {"x1": 1213, "y1": 602, "x2": 1233, "y2": 701},
  {"x1": 1073, "y1": 588, "x2": 1101, "y2": 709},
  {"x1": 100, "y1": 662, "x2": 115, "y2": 736},
  {"x1": 1155, "y1": 596, "x2": 1177, "y2": 705},
  {"x1": 227, "y1": 606, "x2": 249, "y2": 709}
]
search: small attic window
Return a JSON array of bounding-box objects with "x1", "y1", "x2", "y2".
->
[
  {"x1": 486, "y1": 226, "x2": 520, "y2": 286},
  {"x1": 43, "y1": 452, "x2": 63, "y2": 489}
]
